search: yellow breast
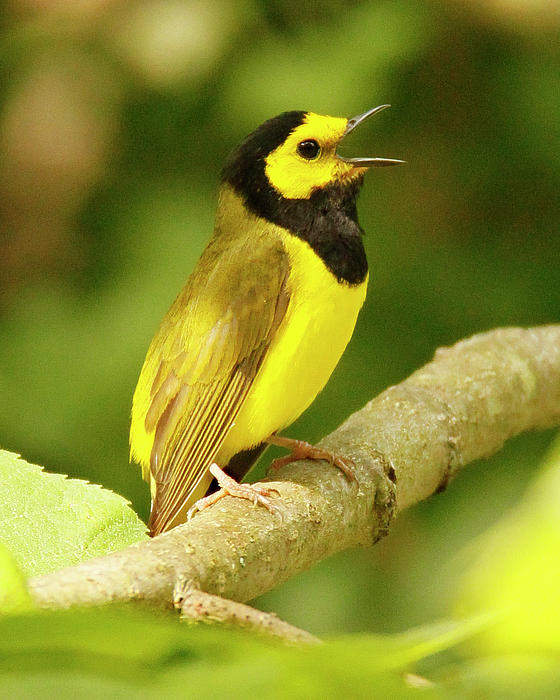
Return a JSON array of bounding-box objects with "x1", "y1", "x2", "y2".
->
[{"x1": 218, "y1": 228, "x2": 368, "y2": 461}]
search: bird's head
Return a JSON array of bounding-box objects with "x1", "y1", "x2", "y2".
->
[{"x1": 222, "y1": 106, "x2": 403, "y2": 208}]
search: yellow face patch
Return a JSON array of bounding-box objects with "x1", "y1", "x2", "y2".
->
[{"x1": 264, "y1": 113, "x2": 362, "y2": 199}]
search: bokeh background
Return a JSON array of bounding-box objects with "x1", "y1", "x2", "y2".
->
[{"x1": 1, "y1": 0, "x2": 558, "y2": 637}]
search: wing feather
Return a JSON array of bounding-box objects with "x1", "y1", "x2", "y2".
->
[{"x1": 131, "y1": 234, "x2": 290, "y2": 535}]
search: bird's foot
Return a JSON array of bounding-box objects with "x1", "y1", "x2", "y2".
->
[
  {"x1": 266, "y1": 435, "x2": 356, "y2": 481},
  {"x1": 187, "y1": 463, "x2": 280, "y2": 520}
]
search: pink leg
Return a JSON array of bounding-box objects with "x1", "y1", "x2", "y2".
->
[
  {"x1": 266, "y1": 435, "x2": 356, "y2": 481},
  {"x1": 187, "y1": 463, "x2": 280, "y2": 520}
]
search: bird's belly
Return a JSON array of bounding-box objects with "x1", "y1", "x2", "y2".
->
[{"x1": 219, "y1": 234, "x2": 368, "y2": 461}]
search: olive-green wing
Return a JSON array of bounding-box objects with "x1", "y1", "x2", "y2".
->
[{"x1": 133, "y1": 235, "x2": 290, "y2": 536}]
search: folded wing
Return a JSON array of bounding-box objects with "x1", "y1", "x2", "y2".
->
[{"x1": 131, "y1": 235, "x2": 290, "y2": 536}]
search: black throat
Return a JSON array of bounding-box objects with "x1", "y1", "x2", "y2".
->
[
  {"x1": 228, "y1": 175, "x2": 368, "y2": 285},
  {"x1": 222, "y1": 115, "x2": 368, "y2": 286}
]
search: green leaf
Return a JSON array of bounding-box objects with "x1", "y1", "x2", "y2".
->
[
  {"x1": 454, "y1": 433, "x2": 560, "y2": 654},
  {"x1": 0, "y1": 449, "x2": 147, "y2": 577},
  {"x1": 0, "y1": 607, "x2": 493, "y2": 699},
  {"x1": 434, "y1": 654, "x2": 560, "y2": 699},
  {"x1": 0, "y1": 541, "x2": 32, "y2": 613},
  {"x1": 323, "y1": 614, "x2": 496, "y2": 672}
]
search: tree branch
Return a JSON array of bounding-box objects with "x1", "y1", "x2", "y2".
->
[
  {"x1": 29, "y1": 326, "x2": 560, "y2": 610},
  {"x1": 173, "y1": 580, "x2": 320, "y2": 645}
]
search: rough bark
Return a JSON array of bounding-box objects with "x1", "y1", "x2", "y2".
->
[
  {"x1": 174, "y1": 581, "x2": 320, "y2": 644},
  {"x1": 29, "y1": 325, "x2": 560, "y2": 610}
]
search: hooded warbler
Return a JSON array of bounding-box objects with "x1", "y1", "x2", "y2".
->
[{"x1": 130, "y1": 106, "x2": 403, "y2": 536}]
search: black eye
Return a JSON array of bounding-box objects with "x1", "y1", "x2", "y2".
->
[{"x1": 297, "y1": 139, "x2": 320, "y2": 160}]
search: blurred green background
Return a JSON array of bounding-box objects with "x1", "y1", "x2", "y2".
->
[{"x1": 0, "y1": 0, "x2": 558, "y2": 637}]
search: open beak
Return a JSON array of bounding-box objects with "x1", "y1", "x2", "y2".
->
[{"x1": 337, "y1": 105, "x2": 405, "y2": 167}]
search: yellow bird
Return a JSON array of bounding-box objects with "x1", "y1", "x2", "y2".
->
[{"x1": 130, "y1": 106, "x2": 402, "y2": 536}]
